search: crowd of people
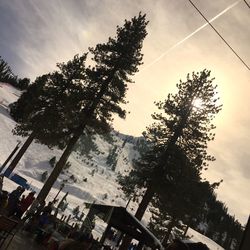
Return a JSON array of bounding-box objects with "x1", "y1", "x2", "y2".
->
[
  {"x1": 0, "y1": 184, "x2": 35, "y2": 218},
  {"x1": 0, "y1": 175, "x2": 210, "y2": 250},
  {"x1": 0, "y1": 175, "x2": 94, "y2": 250}
]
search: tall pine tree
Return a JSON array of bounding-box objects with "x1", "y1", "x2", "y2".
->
[
  {"x1": 0, "y1": 56, "x2": 18, "y2": 86},
  {"x1": 37, "y1": 13, "x2": 148, "y2": 201},
  {"x1": 119, "y1": 70, "x2": 222, "y2": 249}
]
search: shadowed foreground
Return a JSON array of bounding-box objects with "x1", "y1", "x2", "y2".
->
[{"x1": 3, "y1": 230, "x2": 46, "y2": 250}]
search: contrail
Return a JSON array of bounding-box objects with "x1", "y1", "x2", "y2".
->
[{"x1": 140, "y1": 0, "x2": 241, "y2": 73}]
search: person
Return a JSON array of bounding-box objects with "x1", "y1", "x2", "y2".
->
[
  {"x1": 35, "y1": 214, "x2": 57, "y2": 244},
  {"x1": 16, "y1": 191, "x2": 35, "y2": 218},
  {"x1": 0, "y1": 174, "x2": 3, "y2": 192},
  {"x1": 166, "y1": 240, "x2": 189, "y2": 250},
  {"x1": 129, "y1": 242, "x2": 137, "y2": 250},
  {"x1": 22, "y1": 198, "x2": 43, "y2": 222},
  {"x1": 0, "y1": 190, "x2": 8, "y2": 214},
  {"x1": 42, "y1": 201, "x2": 53, "y2": 215},
  {"x1": 36, "y1": 199, "x2": 46, "y2": 215},
  {"x1": 23, "y1": 201, "x2": 52, "y2": 233},
  {"x1": 7, "y1": 186, "x2": 25, "y2": 217}
]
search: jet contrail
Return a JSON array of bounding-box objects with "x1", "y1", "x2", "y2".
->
[{"x1": 140, "y1": 0, "x2": 241, "y2": 73}]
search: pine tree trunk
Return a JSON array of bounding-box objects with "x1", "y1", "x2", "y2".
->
[
  {"x1": 119, "y1": 186, "x2": 155, "y2": 250},
  {"x1": 4, "y1": 132, "x2": 35, "y2": 177},
  {"x1": 36, "y1": 127, "x2": 83, "y2": 202},
  {"x1": 135, "y1": 186, "x2": 155, "y2": 220}
]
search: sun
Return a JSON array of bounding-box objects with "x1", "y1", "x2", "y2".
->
[{"x1": 192, "y1": 98, "x2": 203, "y2": 109}]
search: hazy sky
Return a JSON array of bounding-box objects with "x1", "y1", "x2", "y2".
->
[{"x1": 0, "y1": 0, "x2": 249, "y2": 224}]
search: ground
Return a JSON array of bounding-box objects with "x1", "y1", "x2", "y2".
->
[{"x1": 2, "y1": 230, "x2": 46, "y2": 250}]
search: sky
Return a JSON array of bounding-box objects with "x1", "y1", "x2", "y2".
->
[{"x1": 0, "y1": 0, "x2": 250, "y2": 224}]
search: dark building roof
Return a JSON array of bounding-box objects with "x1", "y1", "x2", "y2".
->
[{"x1": 87, "y1": 204, "x2": 163, "y2": 249}]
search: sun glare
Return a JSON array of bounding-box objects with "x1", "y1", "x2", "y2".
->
[{"x1": 192, "y1": 98, "x2": 203, "y2": 109}]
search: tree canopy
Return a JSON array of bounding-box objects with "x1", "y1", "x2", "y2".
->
[
  {"x1": 119, "y1": 70, "x2": 222, "y2": 199},
  {"x1": 10, "y1": 54, "x2": 88, "y2": 148}
]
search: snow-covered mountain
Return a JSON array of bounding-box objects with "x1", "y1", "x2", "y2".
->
[
  {"x1": 0, "y1": 82, "x2": 144, "y2": 206},
  {"x1": 0, "y1": 82, "x2": 224, "y2": 249}
]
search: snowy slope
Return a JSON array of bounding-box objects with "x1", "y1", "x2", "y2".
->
[
  {"x1": 0, "y1": 82, "x2": 224, "y2": 249},
  {"x1": 0, "y1": 82, "x2": 135, "y2": 204}
]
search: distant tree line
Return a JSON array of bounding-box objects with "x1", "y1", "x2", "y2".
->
[
  {"x1": 148, "y1": 180, "x2": 243, "y2": 249},
  {"x1": 202, "y1": 192, "x2": 243, "y2": 249}
]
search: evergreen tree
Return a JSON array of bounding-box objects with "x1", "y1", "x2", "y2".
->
[
  {"x1": 5, "y1": 54, "x2": 89, "y2": 176},
  {"x1": 36, "y1": 13, "x2": 148, "y2": 202},
  {"x1": 49, "y1": 156, "x2": 56, "y2": 168},
  {"x1": 73, "y1": 205, "x2": 80, "y2": 217},
  {"x1": 64, "y1": 161, "x2": 71, "y2": 170},
  {"x1": 119, "y1": 70, "x2": 222, "y2": 249},
  {"x1": 74, "y1": 129, "x2": 99, "y2": 156},
  {"x1": 137, "y1": 137, "x2": 147, "y2": 151},
  {"x1": 101, "y1": 131, "x2": 116, "y2": 145},
  {"x1": 41, "y1": 171, "x2": 48, "y2": 182},
  {"x1": 0, "y1": 56, "x2": 18, "y2": 86},
  {"x1": 17, "y1": 77, "x2": 30, "y2": 90},
  {"x1": 122, "y1": 138, "x2": 128, "y2": 148},
  {"x1": 11, "y1": 54, "x2": 88, "y2": 147},
  {"x1": 58, "y1": 199, "x2": 68, "y2": 212},
  {"x1": 106, "y1": 145, "x2": 118, "y2": 171},
  {"x1": 203, "y1": 192, "x2": 243, "y2": 249}
]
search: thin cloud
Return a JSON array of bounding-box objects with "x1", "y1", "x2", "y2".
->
[{"x1": 139, "y1": 0, "x2": 241, "y2": 73}]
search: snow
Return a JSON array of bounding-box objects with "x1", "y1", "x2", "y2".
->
[
  {"x1": 186, "y1": 228, "x2": 224, "y2": 250},
  {"x1": 0, "y1": 82, "x2": 224, "y2": 249}
]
